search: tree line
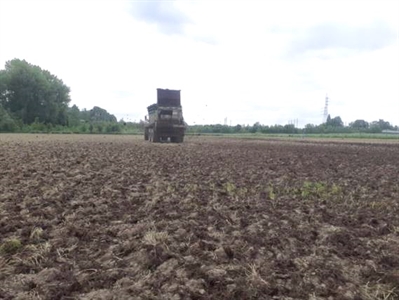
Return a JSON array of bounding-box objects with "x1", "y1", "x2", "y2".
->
[
  {"x1": 187, "y1": 116, "x2": 398, "y2": 135},
  {"x1": 0, "y1": 59, "x2": 123, "y2": 133},
  {"x1": 1, "y1": 59, "x2": 397, "y2": 135}
]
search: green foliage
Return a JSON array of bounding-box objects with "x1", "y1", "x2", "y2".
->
[
  {"x1": 67, "y1": 105, "x2": 81, "y2": 127},
  {"x1": 325, "y1": 115, "x2": 344, "y2": 127},
  {"x1": 90, "y1": 106, "x2": 117, "y2": 123},
  {"x1": 112, "y1": 120, "x2": 144, "y2": 134},
  {"x1": 31, "y1": 117, "x2": 47, "y2": 132},
  {"x1": 350, "y1": 119, "x2": 369, "y2": 129},
  {"x1": 268, "y1": 185, "x2": 276, "y2": 200},
  {"x1": 105, "y1": 122, "x2": 122, "y2": 133},
  {"x1": 187, "y1": 116, "x2": 397, "y2": 136},
  {"x1": 0, "y1": 59, "x2": 122, "y2": 134},
  {"x1": 187, "y1": 123, "x2": 398, "y2": 138},
  {"x1": 66, "y1": 105, "x2": 120, "y2": 133},
  {"x1": 0, "y1": 59, "x2": 70, "y2": 125},
  {"x1": 191, "y1": 111, "x2": 394, "y2": 135},
  {"x1": 188, "y1": 123, "x2": 307, "y2": 135},
  {"x1": 80, "y1": 123, "x2": 88, "y2": 133},
  {"x1": 370, "y1": 119, "x2": 394, "y2": 132},
  {"x1": 0, "y1": 104, "x2": 17, "y2": 132},
  {"x1": 0, "y1": 238, "x2": 22, "y2": 255},
  {"x1": 1, "y1": 59, "x2": 397, "y2": 136},
  {"x1": 96, "y1": 123, "x2": 103, "y2": 133},
  {"x1": 224, "y1": 182, "x2": 236, "y2": 196},
  {"x1": 297, "y1": 181, "x2": 343, "y2": 201}
]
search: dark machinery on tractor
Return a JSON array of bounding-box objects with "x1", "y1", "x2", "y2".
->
[{"x1": 144, "y1": 89, "x2": 185, "y2": 143}]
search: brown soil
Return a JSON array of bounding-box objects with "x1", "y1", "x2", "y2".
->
[{"x1": 0, "y1": 134, "x2": 398, "y2": 299}]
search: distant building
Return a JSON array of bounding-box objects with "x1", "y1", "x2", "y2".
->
[{"x1": 382, "y1": 130, "x2": 399, "y2": 134}]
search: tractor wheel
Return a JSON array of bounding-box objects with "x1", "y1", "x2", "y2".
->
[{"x1": 173, "y1": 136, "x2": 184, "y2": 143}]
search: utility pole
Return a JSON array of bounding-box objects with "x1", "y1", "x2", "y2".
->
[{"x1": 323, "y1": 94, "x2": 329, "y2": 123}]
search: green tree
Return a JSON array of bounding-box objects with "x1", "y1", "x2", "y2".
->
[
  {"x1": 89, "y1": 106, "x2": 117, "y2": 122},
  {"x1": 96, "y1": 123, "x2": 103, "y2": 133},
  {"x1": 304, "y1": 124, "x2": 316, "y2": 133},
  {"x1": 0, "y1": 104, "x2": 17, "y2": 132},
  {"x1": 0, "y1": 59, "x2": 71, "y2": 125},
  {"x1": 326, "y1": 115, "x2": 344, "y2": 127},
  {"x1": 67, "y1": 104, "x2": 81, "y2": 127},
  {"x1": 283, "y1": 124, "x2": 297, "y2": 134},
  {"x1": 349, "y1": 119, "x2": 369, "y2": 129},
  {"x1": 375, "y1": 119, "x2": 392, "y2": 130},
  {"x1": 233, "y1": 124, "x2": 242, "y2": 133},
  {"x1": 251, "y1": 122, "x2": 261, "y2": 133}
]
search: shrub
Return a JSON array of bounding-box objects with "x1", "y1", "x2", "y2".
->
[
  {"x1": 0, "y1": 105, "x2": 18, "y2": 132},
  {"x1": 0, "y1": 238, "x2": 22, "y2": 255}
]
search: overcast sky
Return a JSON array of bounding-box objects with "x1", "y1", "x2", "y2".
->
[{"x1": 0, "y1": 0, "x2": 398, "y2": 127}]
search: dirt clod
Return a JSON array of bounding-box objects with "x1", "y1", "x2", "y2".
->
[{"x1": 1, "y1": 134, "x2": 399, "y2": 299}]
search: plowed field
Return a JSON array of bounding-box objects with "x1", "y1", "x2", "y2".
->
[{"x1": 1, "y1": 134, "x2": 399, "y2": 299}]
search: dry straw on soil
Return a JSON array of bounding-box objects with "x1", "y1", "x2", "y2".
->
[{"x1": 0, "y1": 134, "x2": 399, "y2": 299}]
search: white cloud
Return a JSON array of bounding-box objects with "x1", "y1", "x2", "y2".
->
[
  {"x1": 0, "y1": 0, "x2": 398, "y2": 127},
  {"x1": 129, "y1": 1, "x2": 191, "y2": 35}
]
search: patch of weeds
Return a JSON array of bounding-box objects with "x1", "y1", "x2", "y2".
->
[
  {"x1": 297, "y1": 181, "x2": 344, "y2": 202},
  {"x1": 166, "y1": 184, "x2": 175, "y2": 194},
  {"x1": 245, "y1": 263, "x2": 269, "y2": 287},
  {"x1": 184, "y1": 183, "x2": 199, "y2": 194},
  {"x1": 30, "y1": 227, "x2": 44, "y2": 242},
  {"x1": 237, "y1": 186, "x2": 249, "y2": 198},
  {"x1": 213, "y1": 182, "x2": 251, "y2": 201},
  {"x1": 145, "y1": 184, "x2": 154, "y2": 192},
  {"x1": 0, "y1": 257, "x2": 13, "y2": 279},
  {"x1": 18, "y1": 242, "x2": 52, "y2": 268},
  {"x1": 331, "y1": 183, "x2": 342, "y2": 195},
  {"x1": 301, "y1": 181, "x2": 313, "y2": 199},
  {"x1": 268, "y1": 185, "x2": 276, "y2": 201},
  {"x1": 224, "y1": 182, "x2": 236, "y2": 196},
  {"x1": 314, "y1": 182, "x2": 326, "y2": 196},
  {"x1": 360, "y1": 282, "x2": 397, "y2": 300},
  {"x1": 0, "y1": 238, "x2": 22, "y2": 255},
  {"x1": 143, "y1": 230, "x2": 169, "y2": 246}
]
